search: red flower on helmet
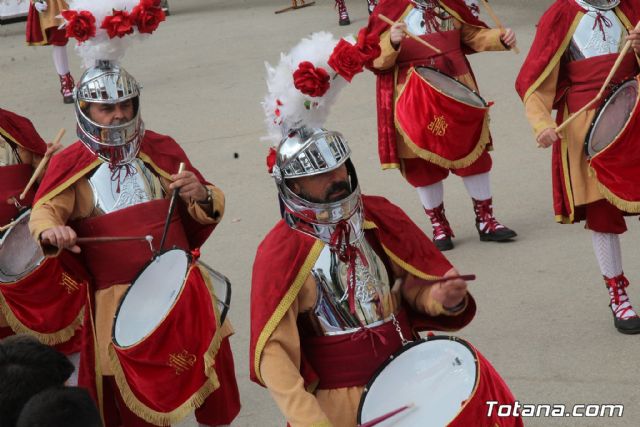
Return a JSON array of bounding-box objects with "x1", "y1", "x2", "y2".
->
[
  {"x1": 61, "y1": 10, "x2": 96, "y2": 43},
  {"x1": 131, "y1": 1, "x2": 166, "y2": 34},
  {"x1": 101, "y1": 10, "x2": 135, "y2": 39},
  {"x1": 328, "y1": 39, "x2": 366, "y2": 82},
  {"x1": 266, "y1": 147, "x2": 277, "y2": 174},
  {"x1": 293, "y1": 61, "x2": 331, "y2": 98}
]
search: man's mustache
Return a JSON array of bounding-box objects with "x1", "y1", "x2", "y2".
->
[{"x1": 325, "y1": 181, "x2": 351, "y2": 201}]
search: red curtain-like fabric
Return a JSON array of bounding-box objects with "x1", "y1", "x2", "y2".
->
[{"x1": 0, "y1": 164, "x2": 33, "y2": 225}]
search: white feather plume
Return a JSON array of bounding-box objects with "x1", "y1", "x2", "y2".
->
[
  {"x1": 64, "y1": 0, "x2": 153, "y2": 68},
  {"x1": 262, "y1": 32, "x2": 355, "y2": 145}
]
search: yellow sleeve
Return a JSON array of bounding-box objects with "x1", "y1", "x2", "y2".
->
[
  {"x1": 159, "y1": 178, "x2": 225, "y2": 225},
  {"x1": 259, "y1": 278, "x2": 333, "y2": 427},
  {"x1": 460, "y1": 23, "x2": 506, "y2": 52},
  {"x1": 524, "y1": 62, "x2": 560, "y2": 138},
  {"x1": 372, "y1": 29, "x2": 401, "y2": 71}
]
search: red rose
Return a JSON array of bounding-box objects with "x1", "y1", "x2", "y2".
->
[
  {"x1": 328, "y1": 39, "x2": 365, "y2": 82},
  {"x1": 266, "y1": 147, "x2": 277, "y2": 174},
  {"x1": 61, "y1": 10, "x2": 96, "y2": 43},
  {"x1": 131, "y1": 2, "x2": 166, "y2": 34},
  {"x1": 357, "y1": 29, "x2": 381, "y2": 68},
  {"x1": 101, "y1": 10, "x2": 134, "y2": 39},
  {"x1": 293, "y1": 61, "x2": 331, "y2": 98}
]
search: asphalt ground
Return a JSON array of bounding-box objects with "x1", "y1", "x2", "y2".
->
[{"x1": 2, "y1": 1, "x2": 639, "y2": 426}]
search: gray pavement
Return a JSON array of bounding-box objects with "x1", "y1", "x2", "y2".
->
[{"x1": 2, "y1": 1, "x2": 639, "y2": 426}]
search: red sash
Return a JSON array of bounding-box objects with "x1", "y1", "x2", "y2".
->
[
  {"x1": 564, "y1": 52, "x2": 639, "y2": 114},
  {"x1": 0, "y1": 164, "x2": 33, "y2": 225},
  {"x1": 73, "y1": 199, "x2": 189, "y2": 290},
  {"x1": 301, "y1": 310, "x2": 413, "y2": 389}
]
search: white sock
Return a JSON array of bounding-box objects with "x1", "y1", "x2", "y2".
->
[
  {"x1": 462, "y1": 172, "x2": 492, "y2": 201},
  {"x1": 65, "y1": 352, "x2": 81, "y2": 386},
  {"x1": 591, "y1": 232, "x2": 622, "y2": 278},
  {"x1": 52, "y1": 46, "x2": 70, "y2": 76},
  {"x1": 416, "y1": 181, "x2": 444, "y2": 210}
]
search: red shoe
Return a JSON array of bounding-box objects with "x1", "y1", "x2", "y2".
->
[
  {"x1": 472, "y1": 198, "x2": 517, "y2": 242},
  {"x1": 604, "y1": 274, "x2": 640, "y2": 334},
  {"x1": 335, "y1": 0, "x2": 350, "y2": 26},
  {"x1": 59, "y1": 72, "x2": 75, "y2": 104},
  {"x1": 424, "y1": 203, "x2": 455, "y2": 251}
]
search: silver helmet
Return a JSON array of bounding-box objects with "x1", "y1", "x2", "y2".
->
[
  {"x1": 74, "y1": 60, "x2": 144, "y2": 166},
  {"x1": 272, "y1": 127, "x2": 364, "y2": 244},
  {"x1": 577, "y1": 0, "x2": 620, "y2": 10}
]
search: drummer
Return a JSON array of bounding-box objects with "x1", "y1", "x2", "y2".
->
[
  {"x1": 1, "y1": 108, "x2": 84, "y2": 381},
  {"x1": 250, "y1": 36, "x2": 486, "y2": 427},
  {"x1": 360, "y1": 0, "x2": 517, "y2": 251},
  {"x1": 28, "y1": 60, "x2": 240, "y2": 426},
  {"x1": 516, "y1": 0, "x2": 640, "y2": 334}
]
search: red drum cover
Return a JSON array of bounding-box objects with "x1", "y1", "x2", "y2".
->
[
  {"x1": 589, "y1": 76, "x2": 640, "y2": 213},
  {"x1": 0, "y1": 164, "x2": 34, "y2": 225},
  {"x1": 395, "y1": 68, "x2": 490, "y2": 169},
  {"x1": 110, "y1": 261, "x2": 222, "y2": 425}
]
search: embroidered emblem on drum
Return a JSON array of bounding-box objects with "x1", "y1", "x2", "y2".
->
[
  {"x1": 168, "y1": 350, "x2": 197, "y2": 375},
  {"x1": 59, "y1": 272, "x2": 80, "y2": 294},
  {"x1": 428, "y1": 115, "x2": 448, "y2": 136}
]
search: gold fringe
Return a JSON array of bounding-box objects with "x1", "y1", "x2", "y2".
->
[
  {"x1": 0, "y1": 291, "x2": 83, "y2": 345},
  {"x1": 254, "y1": 240, "x2": 325, "y2": 385},
  {"x1": 108, "y1": 266, "x2": 224, "y2": 426},
  {"x1": 591, "y1": 170, "x2": 640, "y2": 213},
  {"x1": 381, "y1": 163, "x2": 400, "y2": 170}
]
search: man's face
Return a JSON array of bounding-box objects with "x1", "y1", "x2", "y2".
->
[
  {"x1": 288, "y1": 164, "x2": 351, "y2": 204},
  {"x1": 87, "y1": 99, "x2": 134, "y2": 126}
]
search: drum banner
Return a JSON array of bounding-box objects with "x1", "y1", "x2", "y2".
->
[
  {"x1": 589, "y1": 79, "x2": 640, "y2": 213},
  {"x1": 395, "y1": 68, "x2": 490, "y2": 169},
  {"x1": 109, "y1": 264, "x2": 223, "y2": 426},
  {"x1": 450, "y1": 342, "x2": 523, "y2": 427},
  {"x1": 0, "y1": 252, "x2": 88, "y2": 345},
  {"x1": 0, "y1": 164, "x2": 33, "y2": 225}
]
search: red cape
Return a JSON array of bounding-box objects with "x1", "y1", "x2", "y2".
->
[
  {"x1": 250, "y1": 195, "x2": 475, "y2": 386},
  {"x1": 0, "y1": 108, "x2": 47, "y2": 155},
  {"x1": 34, "y1": 130, "x2": 215, "y2": 249},
  {"x1": 360, "y1": 0, "x2": 489, "y2": 168},
  {"x1": 515, "y1": 0, "x2": 640, "y2": 103}
]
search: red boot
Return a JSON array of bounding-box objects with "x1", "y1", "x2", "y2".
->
[
  {"x1": 604, "y1": 274, "x2": 640, "y2": 334},
  {"x1": 472, "y1": 198, "x2": 517, "y2": 242},
  {"x1": 59, "y1": 72, "x2": 75, "y2": 104},
  {"x1": 366, "y1": 0, "x2": 377, "y2": 14},
  {"x1": 424, "y1": 203, "x2": 455, "y2": 251},
  {"x1": 335, "y1": 0, "x2": 350, "y2": 26}
]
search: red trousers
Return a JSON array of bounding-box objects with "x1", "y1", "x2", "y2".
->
[
  {"x1": 400, "y1": 151, "x2": 493, "y2": 187},
  {"x1": 102, "y1": 338, "x2": 241, "y2": 427},
  {"x1": 584, "y1": 199, "x2": 628, "y2": 234}
]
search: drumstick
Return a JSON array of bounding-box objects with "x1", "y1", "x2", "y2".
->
[
  {"x1": 479, "y1": 0, "x2": 520, "y2": 54},
  {"x1": 0, "y1": 218, "x2": 20, "y2": 233},
  {"x1": 19, "y1": 128, "x2": 65, "y2": 200},
  {"x1": 159, "y1": 162, "x2": 185, "y2": 252},
  {"x1": 359, "y1": 403, "x2": 415, "y2": 427},
  {"x1": 378, "y1": 14, "x2": 442, "y2": 54},
  {"x1": 76, "y1": 236, "x2": 152, "y2": 244},
  {"x1": 557, "y1": 20, "x2": 640, "y2": 133},
  {"x1": 422, "y1": 274, "x2": 476, "y2": 286}
]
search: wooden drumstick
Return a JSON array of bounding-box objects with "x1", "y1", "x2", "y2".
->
[
  {"x1": 479, "y1": 0, "x2": 520, "y2": 54},
  {"x1": 19, "y1": 128, "x2": 65, "y2": 200},
  {"x1": 359, "y1": 403, "x2": 415, "y2": 427},
  {"x1": 422, "y1": 274, "x2": 476, "y2": 286},
  {"x1": 0, "y1": 218, "x2": 20, "y2": 233},
  {"x1": 557, "y1": 20, "x2": 640, "y2": 134},
  {"x1": 76, "y1": 236, "x2": 153, "y2": 244},
  {"x1": 159, "y1": 162, "x2": 185, "y2": 252},
  {"x1": 378, "y1": 14, "x2": 443, "y2": 54}
]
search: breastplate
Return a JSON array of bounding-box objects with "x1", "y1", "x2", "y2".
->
[
  {"x1": 0, "y1": 140, "x2": 19, "y2": 167},
  {"x1": 569, "y1": 5, "x2": 624, "y2": 60},
  {"x1": 308, "y1": 236, "x2": 393, "y2": 336},
  {"x1": 88, "y1": 159, "x2": 164, "y2": 215},
  {"x1": 404, "y1": 3, "x2": 455, "y2": 36}
]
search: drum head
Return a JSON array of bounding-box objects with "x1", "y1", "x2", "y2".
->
[
  {"x1": 199, "y1": 263, "x2": 231, "y2": 324},
  {"x1": 113, "y1": 249, "x2": 189, "y2": 347},
  {"x1": 586, "y1": 79, "x2": 638, "y2": 157},
  {"x1": 358, "y1": 337, "x2": 478, "y2": 427},
  {"x1": 415, "y1": 67, "x2": 487, "y2": 108},
  {"x1": 0, "y1": 210, "x2": 44, "y2": 283}
]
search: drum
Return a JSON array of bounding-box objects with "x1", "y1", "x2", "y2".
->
[
  {"x1": 199, "y1": 261, "x2": 232, "y2": 324},
  {"x1": 357, "y1": 336, "x2": 521, "y2": 427},
  {"x1": 0, "y1": 210, "x2": 87, "y2": 347},
  {"x1": 585, "y1": 78, "x2": 638, "y2": 158},
  {"x1": 395, "y1": 67, "x2": 491, "y2": 169}
]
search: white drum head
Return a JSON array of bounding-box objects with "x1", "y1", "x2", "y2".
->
[
  {"x1": 0, "y1": 210, "x2": 44, "y2": 282},
  {"x1": 416, "y1": 67, "x2": 487, "y2": 108},
  {"x1": 359, "y1": 338, "x2": 477, "y2": 427},
  {"x1": 113, "y1": 249, "x2": 189, "y2": 347}
]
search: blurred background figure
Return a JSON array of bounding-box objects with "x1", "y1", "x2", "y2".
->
[{"x1": 16, "y1": 387, "x2": 102, "y2": 427}]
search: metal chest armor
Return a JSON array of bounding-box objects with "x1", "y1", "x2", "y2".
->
[
  {"x1": 569, "y1": 1, "x2": 624, "y2": 60},
  {"x1": 405, "y1": 1, "x2": 455, "y2": 35},
  {"x1": 307, "y1": 235, "x2": 394, "y2": 336},
  {"x1": 0, "y1": 139, "x2": 19, "y2": 167},
  {"x1": 88, "y1": 159, "x2": 164, "y2": 215}
]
